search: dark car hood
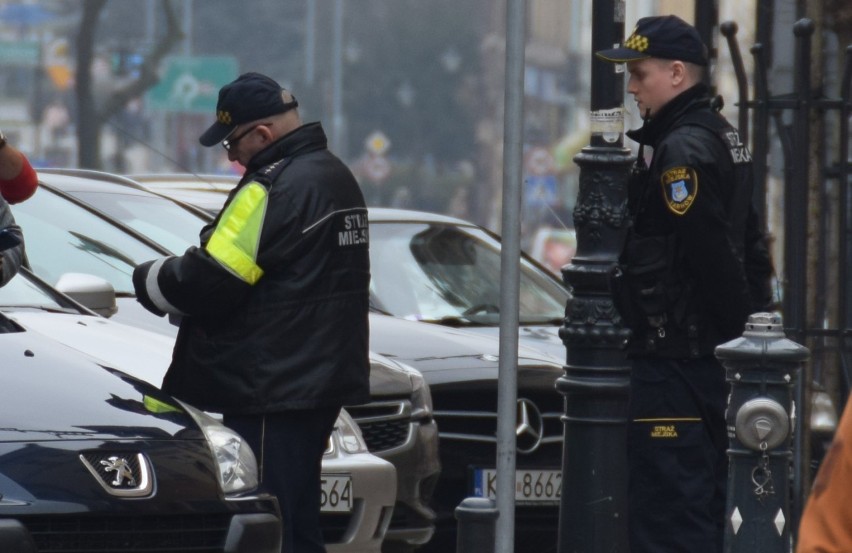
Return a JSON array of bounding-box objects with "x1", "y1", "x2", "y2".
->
[
  {"x1": 459, "y1": 325, "x2": 566, "y2": 363},
  {"x1": 369, "y1": 313, "x2": 562, "y2": 388},
  {"x1": 0, "y1": 330, "x2": 201, "y2": 443}
]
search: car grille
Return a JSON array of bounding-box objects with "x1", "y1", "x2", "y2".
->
[
  {"x1": 429, "y1": 386, "x2": 564, "y2": 534},
  {"x1": 433, "y1": 390, "x2": 563, "y2": 454},
  {"x1": 347, "y1": 400, "x2": 412, "y2": 453},
  {"x1": 320, "y1": 512, "x2": 354, "y2": 544},
  {"x1": 23, "y1": 513, "x2": 232, "y2": 552}
]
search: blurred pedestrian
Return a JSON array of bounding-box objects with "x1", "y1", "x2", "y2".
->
[
  {"x1": 597, "y1": 15, "x2": 775, "y2": 553},
  {"x1": 796, "y1": 394, "x2": 852, "y2": 553},
  {"x1": 0, "y1": 130, "x2": 38, "y2": 286},
  {"x1": 132, "y1": 72, "x2": 371, "y2": 553}
]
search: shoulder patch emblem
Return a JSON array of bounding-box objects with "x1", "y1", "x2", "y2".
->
[{"x1": 660, "y1": 166, "x2": 698, "y2": 216}]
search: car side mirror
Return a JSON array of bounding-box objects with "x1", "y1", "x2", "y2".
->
[{"x1": 54, "y1": 272, "x2": 118, "y2": 318}]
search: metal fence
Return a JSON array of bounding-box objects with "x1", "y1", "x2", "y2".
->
[{"x1": 721, "y1": 16, "x2": 852, "y2": 527}]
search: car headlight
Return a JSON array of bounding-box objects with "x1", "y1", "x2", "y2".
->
[
  {"x1": 394, "y1": 361, "x2": 433, "y2": 419},
  {"x1": 411, "y1": 370, "x2": 433, "y2": 419},
  {"x1": 335, "y1": 408, "x2": 369, "y2": 454},
  {"x1": 179, "y1": 401, "x2": 259, "y2": 495}
]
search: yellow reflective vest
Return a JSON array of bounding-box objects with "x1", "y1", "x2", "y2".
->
[{"x1": 205, "y1": 181, "x2": 267, "y2": 285}]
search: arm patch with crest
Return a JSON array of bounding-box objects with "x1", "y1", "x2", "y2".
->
[{"x1": 660, "y1": 166, "x2": 699, "y2": 216}]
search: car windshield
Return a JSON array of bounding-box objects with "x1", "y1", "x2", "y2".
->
[
  {"x1": 11, "y1": 188, "x2": 164, "y2": 294},
  {"x1": 69, "y1": 191, "x2": 205, "y2": 255},
  {"x1": 369, "y1": 222, "x2": 568, "y2": 325}
]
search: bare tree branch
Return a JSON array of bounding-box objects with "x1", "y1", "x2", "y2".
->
[
  {"x1": 100, "y1": 0, "x2": 184, "y2": 119},
  {"x1": 75, "y1": 0, "x2": 184, "y2": 168}
]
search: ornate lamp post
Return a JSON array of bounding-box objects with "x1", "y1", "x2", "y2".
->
[{"x1": 556, "y1": 1, "x2": 632, "y2": 551}]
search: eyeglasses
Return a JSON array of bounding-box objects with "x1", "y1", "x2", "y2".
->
[{"x1": 222, "y1": 123, "x2": 268, "y2": 151}]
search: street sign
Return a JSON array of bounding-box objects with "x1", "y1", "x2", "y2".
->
[
  {"x1": 524, "y1": 146, "x2": 555, "y2": 176},
  {"x1": 45, "y1": 38, "x2": 72, "y2": 90},
  {"x1": 0, "y1": 41, "x2": 39, "y2": 66},
  {"x1": 525, "y1": 175, "x2": 558, "y2": 207},
  {"x1": 147, "y1": 56, "x2": 238, "y2": 113},
  {"x1": 363, "y1": 154, "x2": 391, "y2": 183}
]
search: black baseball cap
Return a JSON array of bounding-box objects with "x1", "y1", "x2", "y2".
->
[
  {"x1": 596, "y1": 15, "x2": 708, "y2": 66},
  {"x1": 199, "y1": 72, "x2": 299, "y2": 147}
]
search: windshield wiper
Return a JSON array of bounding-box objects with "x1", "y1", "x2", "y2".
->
[
  {"x1": 0, "y1": 305, "x2": 79, "y2": 314},
  {"x1": 420, "y1": 316, "x2": 488, "y2": 327},
  {"x1": 519, "y1": 317, "x2": 565, "y2": 325},
  {"x1": 369, "y1": 304, "x2": 393, "y2": 316},
  {"x1": 69, "y1": 231, "x2": 138, "y2": 268},
  {"x1": 429, "y1": 316, "x2": 564, "y2": 327}
]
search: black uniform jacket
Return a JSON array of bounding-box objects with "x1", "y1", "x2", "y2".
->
[
  {"x1": 0, "y1": 200, "x2": 25, "y2": 287},
  {"x1": 133, "y1": 122, "x2": 371, "y2": 413},
  {"x1": 621, "y1": 84, "x2": 774, "y2": 357}
]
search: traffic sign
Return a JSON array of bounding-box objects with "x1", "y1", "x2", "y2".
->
[
  {"x1": 45, "y1": 38, "x2": 72, "y2": 90},
  {"x1": 365, "y1": 131, "x2": 390, "y2": 155},
  {"x1": 147, "y1": 56, "x2": 238, "y2": 113},
  {"x1": 363, "y1": 154, "x2": 391, "y2": 183},
  {"x1": 525, "y1": 175, "x2": 558, "y2": 207},
  {"x1": 525, "y1": 146, "x2": 555, "y2": 176}
]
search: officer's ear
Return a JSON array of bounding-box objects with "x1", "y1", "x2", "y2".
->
[
  {"x1": 256, "y1": 123, "x2": 275, "y2": 145},
  {"x1": 670, "y1": 60, "x2": 687, "y2": 87}
]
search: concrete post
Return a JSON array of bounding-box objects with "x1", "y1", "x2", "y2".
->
[{"x1": 455, "y1": 497, "x2": 498, "y2": 553}]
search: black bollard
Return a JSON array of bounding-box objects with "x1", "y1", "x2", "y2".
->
[
  {"x1": 715, "y1": 312, "x2": 809, "y2": 553},
  {"x1": 455, "y1": 497, "x2": 498, "y2": 553},
  {"x1": 557, "y1": 1, "x2": 633, "y2": 552}
]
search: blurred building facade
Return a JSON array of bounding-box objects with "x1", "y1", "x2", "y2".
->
[{"x1": 0, "y1": 0, "x2": 766, "y2": 257}]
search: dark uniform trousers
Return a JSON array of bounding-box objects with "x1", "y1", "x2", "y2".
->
[
  {"x1": 627, "y1": 356, "x2": 728, "y2": 553},
  {"x1": 225, "y1": 407, "x2": 341, "y2": 553}
]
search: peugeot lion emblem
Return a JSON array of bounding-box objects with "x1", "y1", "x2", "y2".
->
[
  {"x1": 102, "y1": 456, "x2": 137, "y2": 487},
  {"x1": 516, "y1": 398, "x2": 544, "y2": 454},
  {"x1": 80, "y1": 453, "x2": 153, "y2": 498}
]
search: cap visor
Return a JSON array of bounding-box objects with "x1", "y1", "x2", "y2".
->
[
  {"x1": 595, "y1": 47, "x2": 650, "y2": 63},
  {"x1": 199, "y1": 121, "x2": 234, "y2": 147}
]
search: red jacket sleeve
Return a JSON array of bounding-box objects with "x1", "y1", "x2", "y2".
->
[{"x1": 0, "y1": 153, "x2": 37, "y2": 204}]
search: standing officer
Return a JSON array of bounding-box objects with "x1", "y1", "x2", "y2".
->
[
  {"x1": 596, "y1": 15, "x2": 775, "y2": 553},
  {"x1": 132, "y1": 72, "x2": 371, "y2": 553}
]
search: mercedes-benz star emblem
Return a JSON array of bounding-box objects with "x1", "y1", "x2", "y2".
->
[{"x1": 516, "y1": 398, "x2": 544, "y2": 454}]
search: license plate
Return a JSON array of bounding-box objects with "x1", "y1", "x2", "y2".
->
[
  {"x1": 320, "y1": 474, "x2": 353, "y2": 512},
  {"x1": 472, "y1": 469, "x2": 561, "y2": 504}
]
